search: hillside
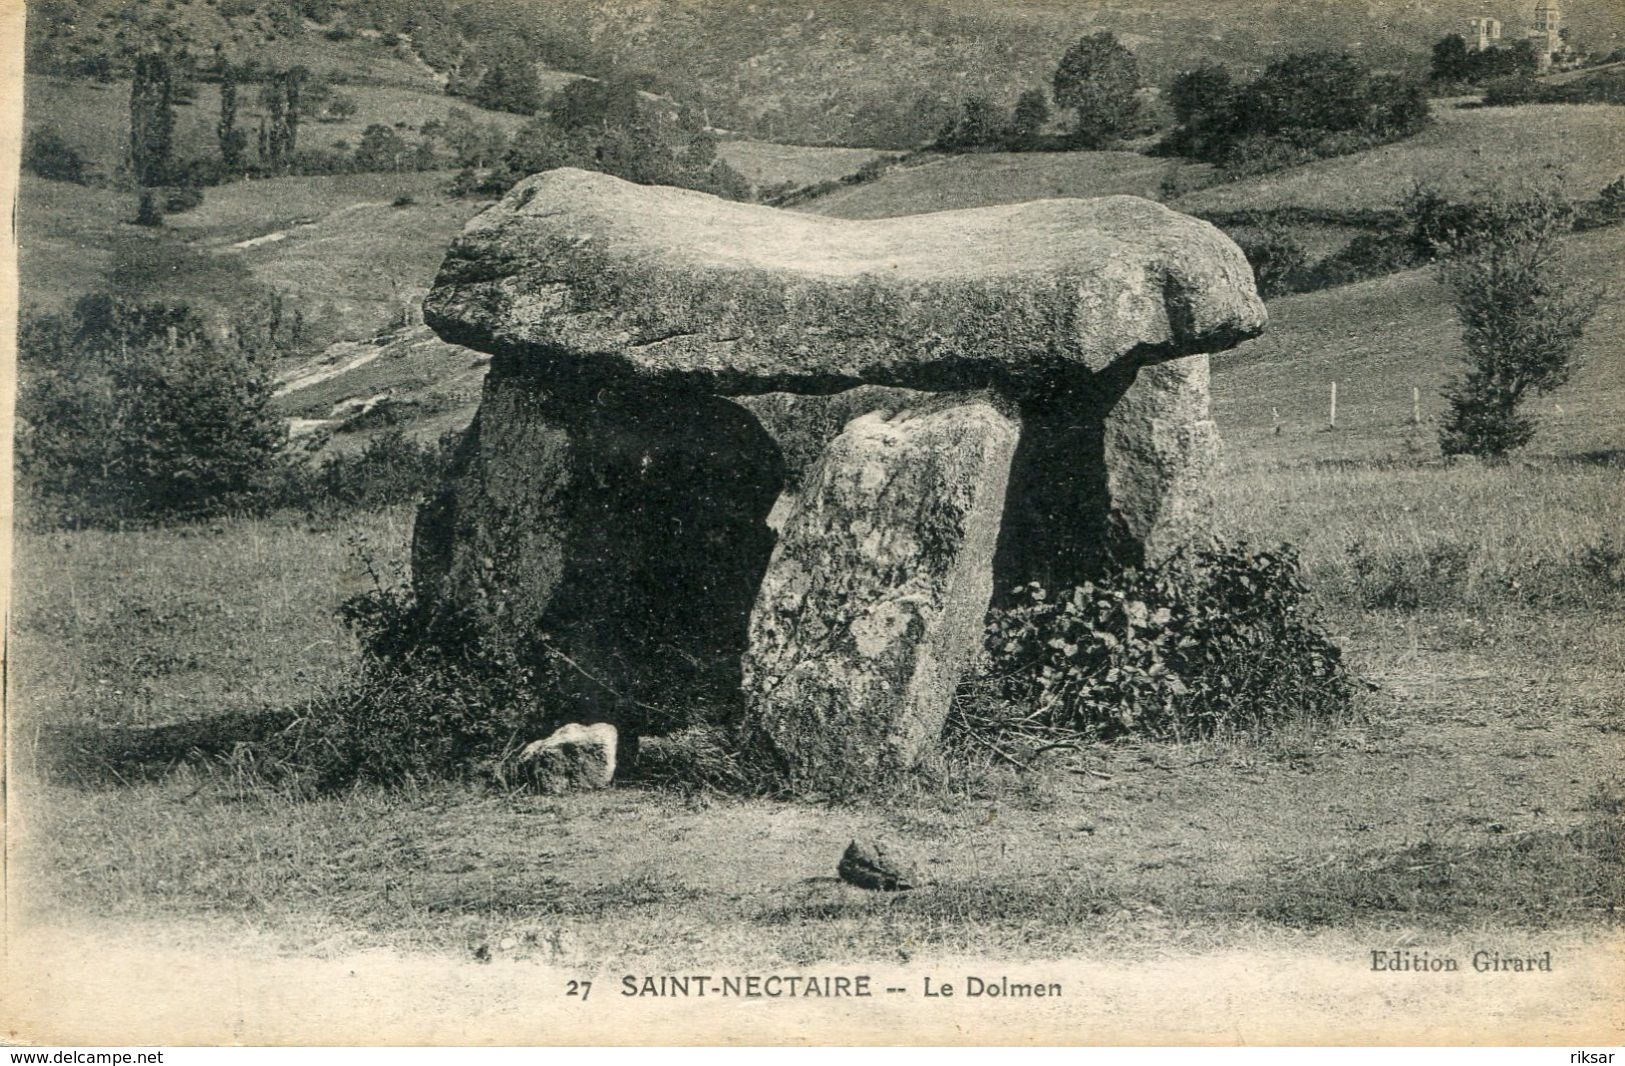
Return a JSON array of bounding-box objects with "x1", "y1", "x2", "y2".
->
[
  {"x1": 1213, "y1": 223, "x2": 1625, "y2": 466},
  {"x1": 798, "y1": 150, "x2": 1204, "y2": 219},
  {"x1": 1175, "y1": 103, "x2": 1625, "y2": 216},
  {"x1": 18, "y1": 170, "x2": 483, "y2": 335},
  {"x1": 267, "y1": 204, "x2": 1625, "y2": 470},
  {"x1": 29, "y1": 0, "x2": 1625, "y2": 150},
  {"x1": 23, "y1": 73, "x2": 537, "y2": 180}
]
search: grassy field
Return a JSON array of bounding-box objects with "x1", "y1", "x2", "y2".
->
[
  {"x1": 715, "y1": 140, "x2": 891, "y2": 191},
  {"x1": 11, "y1": 209, "x2": 1623, "y2": 976},
  {"x1": 1174, "y1": 103, "x2": 1625, "y2": 216},
  {"x1": 799, "y1": 150, "x2": 1206, "y2": 220},
  {"x1": 18, "y1": 169, "x2": 484, "y2": 346}
]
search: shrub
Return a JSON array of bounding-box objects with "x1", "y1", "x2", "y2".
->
[
  {"x1": 1308, "y1": 232, "x2": 1422, "y2": 289},
  {"x1": 1483, "y1": 75, "x2": 1541, "y2": 106},
  {"x1": 1592, "y1": 175, "x2": 1625, "y2": 225},
  {"x1": 1164, "y1": 52, "x2": 1429, "y2": 173},
  {"x1": 294, "y1": 428, "x2": 461, "y2": 512},
  {"x1": 1345, "y1": 539, "x2": 1473, "y2": 610},
  {"x1": 276, "y1": 548, "x2": 552, "y2": 788},
  {"x1": 162, "y1": 183, "x2": 205, "y2": 213},
  {"x1": 963, "y1": 542, "x2": 1355, "y2": 749},
  {"x1": 1238, "y1": 228, "x2": 1311, "y2": 297},
  {"x1": 1431, "y1": 188, "x2": 1602, "y2": 459},
  {"x1": 23, "y1": 125, "x2": 92, "y2": 183},
  {"x1": 17, "y1": 295, "x2": 287, "y2": 527},
  {"x1": 935, "y1": 95, "x2": 1006, "y2": 151}
]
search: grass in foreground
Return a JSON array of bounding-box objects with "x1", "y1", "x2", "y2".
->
[
  {"x1": 12, "y1": 155, "x2": 1625, "y2": 963},
  {"x1": 11, "y1": 440, "x2": 1623, "y2": 967}
]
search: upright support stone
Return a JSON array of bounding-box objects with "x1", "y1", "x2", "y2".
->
[
  {"x1": 412, "y1": 371, "x2": 785, "y2": 728},
  {"x1": 741, "y1": 398, "x2": 1019, "y2": 792},
  {"x1": 992, "y1": 366, "x2": 1137, "y2": 597},
  {"x1": 1103, "y1": 354, "x2": 1220, "y2": 564}
]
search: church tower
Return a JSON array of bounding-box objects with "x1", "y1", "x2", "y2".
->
[{"x1": 1531, "y1": 0, "x2": 1562, "y2": 69}]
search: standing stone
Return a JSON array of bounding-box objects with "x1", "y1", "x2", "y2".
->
[
  {"x1": 518, "y1": 722, "x2": 618, "y2": 793},
  {"x1": 992, "y1": 366, "x2": 1137, "y2": 597},
  {"x1": 411, "y1": 372, "x2": 785, "y2": 728},
  {"x1": 1103, "y1": 354, "x2": 1220, "y2": 564},
  {"x1": 741, "y1": 398, "x2": 1019, "y2": 792}
]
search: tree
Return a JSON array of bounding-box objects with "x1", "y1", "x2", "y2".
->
[
  {"x1": 23, "y1": 125, "x2": 91, "y2": 183},
  {"x1": 1237, "y1": 51, "x2": 1374, "y2": 139},
  {"x1": 936, "y1": 95, "x2": 1003, "y2": 150},
  {"x1": 1168, "y1": 62, "x2": 1232, "y2": 126},
  {"x1": 217, "y1": 64, "x2": 247, "y2": 171},
  {"x1": 1430, "y1": 34, "x2": 1472, "y2": 83},
  {"x1": 259, "y1": 67, "x2": 306, "y2": 170},
  {"x1": 354, "y1": 123, "x2": 410, "y2": 171},
  {"x1": 1511, "y1": 38, "x2": 1542, "y2": 74},
  {"x1": 470, "y1": 41, "x2": 543, "y2": 115},
  {"x1": 130, "y1": 50, "x2": 175, "y2": 188},
  {"x1": 1008, "y1": 88, "x2": 1050, "y2": 148},
  {"x1": 1434, "y1": 190, "x2": 1601, "y2": 459},
  {"x1": 1051, "y1": 32, "x2": 1141, "y2": 148},
  {"x1": 17, "y1": 295, "x2": 288, "y2": 525},
  {"x1": 548, "y1": 78, "x2": 643, "y2": 134}
]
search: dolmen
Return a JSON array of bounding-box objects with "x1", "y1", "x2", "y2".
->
[{"x1": 413, "y1": 167, "x2": 1266, "y2": 792}]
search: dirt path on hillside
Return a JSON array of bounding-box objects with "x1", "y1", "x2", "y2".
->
[{"x1": 5, "y1": 919, "x2": 1619, "y2": 1045}]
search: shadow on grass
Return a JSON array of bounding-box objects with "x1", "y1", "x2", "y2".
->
[
  {"x1": 34, "y1": 708, "x2": 299, "y2": 786},
  {"x1": 1568, "y1": 448, "x2": 1625, "y2": 469}
]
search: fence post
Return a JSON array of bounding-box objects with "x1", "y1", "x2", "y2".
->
[
  {"x1": 1329, "y1": 382, "x2": 1337, "y2": 430},
  {"x1": 1412, "y1": 386, "x2": 1421, "y2": 427}
]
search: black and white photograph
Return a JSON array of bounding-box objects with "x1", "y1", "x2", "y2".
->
[{"x1": 2, "y1": 0, "x2": 1621, "y2": 1046}]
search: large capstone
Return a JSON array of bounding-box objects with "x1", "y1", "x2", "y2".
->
[
  {"x1": 740, "y1": 398, "x2": 1019, "y2": 792},
  {"x1": 424, "y1": 168, "x2": 1265, "y2": 395}
]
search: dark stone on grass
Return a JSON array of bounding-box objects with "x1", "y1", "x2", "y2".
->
[{"x1": 838, "y1": 839, "x2": 923, "y2": 891}]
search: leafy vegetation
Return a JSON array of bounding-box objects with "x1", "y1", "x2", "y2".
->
[
  {"x1": 1051, "y1": 32, "x2": 1142, "y2": 149},
  {"x1": 452, "y1": 77, "x2": 750, "y2": 201},
  {"x1": 960, "y1": 543, "x2": 1356, "y2": 755},
  {"x1": 23, "y1": 125, "x2": 94, "y2": 184},
  {"x1": 17, "y1": 295, "x2": 288, "y2": 528},
  {"x1": 1482, "y1": 67, "x2": 1625, "y2": 107},
  {"x1": 1432, "y1": 189, "x2": 1603, "y2": 459},
  {"x1": 1162, "y1": 51, "x2": 1429, "y2": 176},
  {"x1": 1429, "y1": 33, "x2": 1540, "y2": 88},
  {"x1": 934, "y1": 89, "x2": 1054, "y2": 152},
  {"x1": 275, "y1": 550, "x2": 552, "y2": 789}
]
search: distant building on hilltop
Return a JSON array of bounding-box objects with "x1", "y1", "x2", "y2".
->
[
  {"x1": 1463, "y1": 0, "x2": 1582, "y2": 71},
  {"x1": 1528, "y1": 0, "x2": 1564, "y2": 68},
  {"x1": 1468, "y1": 16, "x2": 1502, "y2": 52}
]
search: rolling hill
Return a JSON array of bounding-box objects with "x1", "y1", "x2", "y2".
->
[
  {"x1": 1174, "y1": 103, "x2": 1625, "y2": 216},
  {"x1": 30, "y1": 0, "x2": 1625, "y2": 149}
]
